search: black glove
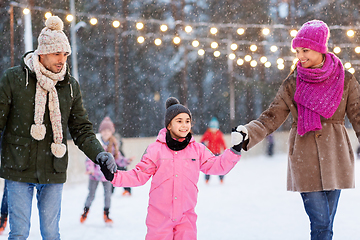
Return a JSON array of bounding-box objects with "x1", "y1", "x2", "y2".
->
[
  {"x1": 96, "y1": 152, "x2": 117, "y2": 181},
  {"x1": 99, "y1": 163, "x2": 114, "y2": 181},
  {"x1": 231, "y1": 126, "x2": 248, "y2": 152}
]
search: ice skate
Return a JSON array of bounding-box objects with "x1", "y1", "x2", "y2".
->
[
  {"x1": 122, "y1": 189, "x2": 131, "y2": 196},
  {"x1": 0, "y1": 215, "x2": 7, "y2": 234},
  {"x1": 104, "y1": 209, "x2": 113, "y2": 226},
  {"x1": 80, "y1": 207, "x2": 89, "y2": 223}
]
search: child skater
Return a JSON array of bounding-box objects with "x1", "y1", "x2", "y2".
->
[
  {"x1": 80, "y1": 116, "x2": 123, "y2": 224},
  {"x1": 200, "y1": 117, "x2": 227, "y2": 183},
  {"x1": 98, "y1": 97, "x2": 246, "y2": 240},
  {"x1": 234, "y1": 20, "x2": 360, "y2": 240},
  {"x1": 114, "y1": 147, "x2": 133, "y2": 196}
]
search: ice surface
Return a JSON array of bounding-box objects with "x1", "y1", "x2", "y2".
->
[{"x1": 0, "y1": 153, "x2": 359, "y2": 239}]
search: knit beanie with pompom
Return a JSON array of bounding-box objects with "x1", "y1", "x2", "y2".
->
[
  {"x1": 36, "y1": 16, "x2": 71, "y2": 55},
  {"x1": 164, "y1": 97, "x2": 192, "y2": 128},
  {"x1": 98, "y1": 117, "x2": 116, "y2": 134},
  {"x1": 291, "y1": 20, "x2": 329, "y2": 54}
]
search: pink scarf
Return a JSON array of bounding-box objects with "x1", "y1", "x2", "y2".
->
[{"x1": 294, "y1": 52, "x2": 344, "y2": 136}]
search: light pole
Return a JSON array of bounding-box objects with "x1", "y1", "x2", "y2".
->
[
  {"x1": 113, "y1": 20, "x2": 121, "y2": 122},
  {"x1": 9, "y1": 4, "x2": 14, "y2": 67},
  {"x1": 227, "y1": 35, "x2": 235, "y2": 128},
  {"x1": 69, "y1": 0, "x2": 86, "y2": 82},
  {"x1": 23, "y1": 8, "x2": 33, "y2": 53}
]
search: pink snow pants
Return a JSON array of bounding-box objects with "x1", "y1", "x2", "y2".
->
[{"x1": 145, "y1": 208, "x2": 197, "y2": 240}]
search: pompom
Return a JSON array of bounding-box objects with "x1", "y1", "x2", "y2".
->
[
  {"x1": 45, "y1": 16, "x2": 64, "y2": 31},
  {"x1": 165, "y1": 97, "x2": 180, "y2": 109},
  {"x1": 30, "y1": 124, "x2": 46, "y2": 140},
  {"x1": 51, "y1": 143, "x2": 67, "y2": 158}
]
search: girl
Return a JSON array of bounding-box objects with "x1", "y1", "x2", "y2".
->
[
  {"x1": 80, "y1": 117, "x2": 125, "y2": 224},
  {"x1": 99, "y1": 97, "x2": 246, "y2": 240},
  {"x1": 235, "y1": 20, "x2": 360, "y2": 240}
]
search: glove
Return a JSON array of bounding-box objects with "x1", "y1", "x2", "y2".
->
[
  {"x1": 96, "y1": 152, "x2": 117, "y2": 181},
  {"x1": 231, "y1": 125, "x2": 248, "y2": 152}
]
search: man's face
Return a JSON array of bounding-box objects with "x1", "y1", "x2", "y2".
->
[{"x1": 39, "y1": 52, "x2": 69, "y2": 73}]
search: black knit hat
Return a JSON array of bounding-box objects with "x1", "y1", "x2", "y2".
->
[{"x1": 164, "y1": 97, "x2": 192, "y2": 127}]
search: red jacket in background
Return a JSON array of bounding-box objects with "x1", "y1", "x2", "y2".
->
[{"x1": 200, "y1": 129, "x2": 226, "y2": 155}]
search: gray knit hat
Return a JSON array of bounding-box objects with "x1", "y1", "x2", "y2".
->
[{"x1": 164, "y1": 97, "x2": 192, "y2": 127}]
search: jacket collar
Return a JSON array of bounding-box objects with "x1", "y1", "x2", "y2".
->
[{"x1": 165, "y1": 130, "x2": 192, "y2": 151}]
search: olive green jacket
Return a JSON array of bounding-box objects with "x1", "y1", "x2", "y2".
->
[{"x1": 0, "y1": 52, "x2": 104, "y2": 184}]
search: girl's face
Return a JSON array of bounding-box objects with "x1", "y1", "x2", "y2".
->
[
  {"x1": 167, "y1": 113, "x2": 191, "y2": 140},
  {"x1": 295, "y1": 47, "x2": 324, "y2": 68},
  {"x1": 100, "y1": 129, "x2": 113, "y2": 142}
]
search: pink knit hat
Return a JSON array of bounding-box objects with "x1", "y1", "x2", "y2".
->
[
  {"x1": 99, "y1": 117, "x2": 115, "y2": 134},
  {"x1": 291, "y1": 20, "x2": 329, "y2": 54},
  {"x1": 36, "y1": 16, "x2": 71, "y2": 55}
]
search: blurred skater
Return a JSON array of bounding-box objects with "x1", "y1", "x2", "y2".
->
[
  {"x1": 0, "y1": 181, "x2": 7, "y2": 234},
  {"x1": 266, "y1": 134, "x2": 274, "y2": 157},
  {"x1": 200, "y1": 117, "x2": 227, "y2": 183},
  {"x1": 114, "y1": 136, "x2": 134, "y2": 196},
  {"x1": 80, "y1": 117, "x2": 121, "y2": 225}
]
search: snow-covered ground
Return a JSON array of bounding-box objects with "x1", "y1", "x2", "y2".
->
[{"x1": 1, "y1": 153, "x2": 360, "y2": 239}]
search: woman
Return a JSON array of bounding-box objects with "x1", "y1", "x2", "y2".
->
[{"x1": 235, "y1": 20, "x2": 360, "y2": 240}]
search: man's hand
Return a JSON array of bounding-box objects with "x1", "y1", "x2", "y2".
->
[{"x1": 96, "y1": 152, "x2": 117, "y2": 181}]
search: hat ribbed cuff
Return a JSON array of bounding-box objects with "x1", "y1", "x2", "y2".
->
[
  {"x1": 292, "y1": 37, "x2": 327, "y2": 54},
  {"x1": 36, "y1": 43, "x2": 72, "y2": 55}
]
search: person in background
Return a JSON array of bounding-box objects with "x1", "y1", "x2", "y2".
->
[
  {"x1": 80, "y1": 117, "x2": 121, "y2": 225},
  {"x1": 200, "y1": 117, "x2": 227, "y2": 183},
  {"x1": 0, "y1": 16, "x2": 116, "y2": 239},
  {"x1": 0, "y1": 181, "x2": 7, "y2": 234},
  {"x1": 234, "y1": 20, "x2": 360, "y2": 240},
  {"x1": 115, "y1": 148, "x2": 133, "y2": 196},
  {"x1": 0, "y1": 133, "x2": 6, "y2": 235},
  {"x1": 266, "y1": 134, "x2": 274, "y2": 157},
  {"x1": 98, "y1": 97, "x2": 246, "y2": 240},
  {"x1": 114, "y1": 134, "x2": 134, "y2": 196}
]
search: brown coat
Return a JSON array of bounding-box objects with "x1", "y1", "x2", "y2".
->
[{"x1": 244, "y1": 70, "x2": 360, "y2": 192}]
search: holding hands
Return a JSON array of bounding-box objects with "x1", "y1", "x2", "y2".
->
[
  {"x1": 96, "y1": 152, "x2": 117, "y2": 181},
  {"x1": 231, "y1": 125, "x2": 248, "y2": 152}
]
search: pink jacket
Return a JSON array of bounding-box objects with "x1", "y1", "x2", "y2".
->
[{"x1": 111, "y1": 128, "x2": 241, "y2": 222}]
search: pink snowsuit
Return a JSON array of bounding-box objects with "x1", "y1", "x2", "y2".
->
[{"x1": 111, "y1": 128, "x2": 241, "y2": 240}]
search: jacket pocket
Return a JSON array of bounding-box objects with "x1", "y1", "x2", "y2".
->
[
  {"x1": 183, "y1": 157, "x2": 200, "y2": 186},
  {"x1": 53, "y1": 150, "x2": 68, "y2": 173},
  {"x1": 2, "y1": 134, "x2": 31, "y2": 171}
]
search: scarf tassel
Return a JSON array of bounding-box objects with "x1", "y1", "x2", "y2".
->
[
  {"x1": 30, "y1": 124, "x2": 46, "y2": 140},
  {"x1": 51, "y1": 143, "x2": 67, "y2": 158}
]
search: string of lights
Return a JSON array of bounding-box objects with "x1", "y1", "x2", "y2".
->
[{"x1": 9, "y1": 1, "x2": 360, "y2": 73}]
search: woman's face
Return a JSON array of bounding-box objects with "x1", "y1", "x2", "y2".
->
[
  {"x1": 295, "y1": 47, "x2": 324, "y2": 68},
  {"x1": 100, "y1": 129, "x2": 113, "y2": 142},
  {"x1": 167, "y1": 113, "x2": 191, "y2": 140}
]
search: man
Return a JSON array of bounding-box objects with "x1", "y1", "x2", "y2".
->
[{"x1": 0, "y1": 16, "x2": 116, "y2": 239}]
